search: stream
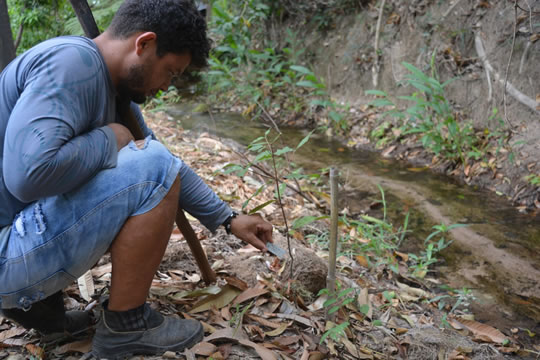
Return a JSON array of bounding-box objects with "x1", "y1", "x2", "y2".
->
[{"x1": 166, "y1": 103, "x2": 540, "y2": 336}]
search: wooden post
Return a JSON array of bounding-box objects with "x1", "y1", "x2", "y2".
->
[
  {"x1": 68, "y1": 0, "x2": 100, "y2": 38},
  {"x1": 326, "y1": 167, "x2": 339, "y2": 321}
]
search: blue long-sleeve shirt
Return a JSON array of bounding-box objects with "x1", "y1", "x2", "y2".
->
[{"x1": 0, "y1": 36, "x2": 230, "y2": 233}]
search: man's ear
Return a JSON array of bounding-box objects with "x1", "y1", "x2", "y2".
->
[{"x1": 134, "y1": 32, "x2": 157, "y2": 56}]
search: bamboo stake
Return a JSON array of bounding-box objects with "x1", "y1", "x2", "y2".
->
[{"x1": 326, "y1": 167, "x2": 339, "y2": 321}]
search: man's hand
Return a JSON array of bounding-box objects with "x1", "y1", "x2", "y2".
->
[
  {"x1": 108, "y1": 123, "x2": 134, "y2": 150},
  {"x1": 230, "y1": 214, "x2": 273, "y2": 251}
]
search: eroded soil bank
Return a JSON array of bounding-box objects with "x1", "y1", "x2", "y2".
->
[{"x1": 259, "y1": 0, "x2": 540, "y2": 211}]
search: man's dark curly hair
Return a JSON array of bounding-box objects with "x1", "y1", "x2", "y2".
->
[{"x1": 108, "y1": 0, "x2": 210, "y2": 68}]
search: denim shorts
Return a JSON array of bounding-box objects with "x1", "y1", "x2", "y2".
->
[{"x1": 0, "y1": 138, "x2": 181, "y2": 309}]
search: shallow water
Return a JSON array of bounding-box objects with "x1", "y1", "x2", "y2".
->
[{"x1": 166, "y1": 104, "x2": 540, "y2": 335}]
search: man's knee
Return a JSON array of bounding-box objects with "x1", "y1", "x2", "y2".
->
[{"x1": 118, "y1": 139, "x2": 179, "y2": 185}]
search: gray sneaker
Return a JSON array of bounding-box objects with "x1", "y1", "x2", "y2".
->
[{"x1": 91, "y1": 304, "x2": 203, "y2": 360}]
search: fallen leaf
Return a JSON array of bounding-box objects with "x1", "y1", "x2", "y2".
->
[
  {"x1": 204, "y1": 327, "x2": 277, "y2": 360},
  {"x1": 224, "y1": 276, "x2": 249, "y2": 291},
  {"x1": 170, "y1": 285, "x2": 222, "y2": 300},
  {"x1": 407, "y1": 167, "x2": 427, "y2": 172},
  {"x1": 394, "y1": 251, "x2": 409, "y2": 262},
  {"x1": 272, "y1": 313, "x2": 313, "y2": 327},
  {"x1": 54, "y1": 339, "x2": 92, "y2": 355},
  {"x1": 307, "y1": 294, "x2": 328, "y2": 311},
  {"x1": 191, "y1": 285, "x2": 242, "y2": 313},
  {"x1": 248, "y1": 315, "x2": 284, "y2": 329},
  {"x1": 264, "y1": 322, "x2": 291, "y2": 337},
  {"x1": 455, "y1": 318, "x2": 507, "y2": 343},
  {"x1": 0, "y1": 327, "x2": 25, "y2": 342},
  {"x1": 382, "y1": 145, "x2": 396, "y2": 158},
  {"x1": 355, "y1": 254, "x2": 369, "y2": 267},
  {"x1": 91, "y1": 263, "x2": 112, "y2": 277},
  {"x1": 273, "y1": 335, "x2": 302, "y2": 346},
  {"x1": 357, "y1": 288, "x2": 373, "y2": 319},
  {"x1": 26, "y1": 344, "x2": 45, "y2": 359},
  {"x1": 191, "y1": 342, "x2": 217, "y2": 356},
  {"x1": 233, "y1": 287, "x2": 269, "y2": 305}
]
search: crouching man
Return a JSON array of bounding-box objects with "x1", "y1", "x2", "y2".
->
[{"x1": 0, "y1": 0, "x2": 273, "y2": 358}]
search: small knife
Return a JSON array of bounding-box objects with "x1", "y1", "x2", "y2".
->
[{"x1": 266, "y1": 242, "x2": 287, "y2": 260}]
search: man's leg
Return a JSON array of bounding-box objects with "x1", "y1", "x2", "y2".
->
[
  {"x1": 0, "y1": 140, "x2": 193, "y2": 346},
  {"x1": 108, "y1": 175, "x2": 180, "y2": 311}
]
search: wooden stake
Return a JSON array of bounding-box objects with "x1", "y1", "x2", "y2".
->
[{"x1": 326, "y1": 167, "x2": 339, "y2": 321}]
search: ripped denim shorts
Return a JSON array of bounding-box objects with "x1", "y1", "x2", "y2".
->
[{"x1": 0, "y1": 139, "x2": 181, "y2": 309}]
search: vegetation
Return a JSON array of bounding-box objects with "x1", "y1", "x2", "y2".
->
[{"x1": 201, "y1": 0, "x2": 348, "y2": 131}]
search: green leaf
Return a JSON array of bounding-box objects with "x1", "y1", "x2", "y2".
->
[
  {"x1": 337, "y1": 288, "x2": 355, "y2": 298},
  {"x1": 365, "y1": 89, "x2": 388, "y2": 97},
  {"x1": 296, "y1": 80, "x2": 318, "y2": 88},
  {"x1": 290, "y1": 65, "x2": 313, "y2": 75},
  {"x1": 369, "y1": 99, "x2": 394, "y2": 107},
  {"x1": 276, "y1": 146, "x2": 294, "y2": 156},
  {"x1": 291, "y1": 216, "x2": 319, "y2": 230},
  {"x1": 248, "y1": 200, "x2": 275, "y2": 214},
  {"x1": 296, "y1": 130, "x2": 314, "y2": 150},
  {"x1": 359, "y1": 304, "x2": 370, "y2": 315}
]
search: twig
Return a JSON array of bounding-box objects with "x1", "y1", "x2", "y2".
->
[
  {"x1": 267, "y1": 136, "x2": 294, "y2": 278},
  {"x1": 231, "y1": 147, "x2": 316, "y2": 207},
  {"x1": 326, "y1": 167, "x2": 339, "y2": 322},
  {"x1": 503, "y1": 0, "x2": 518, "y2": 127},
  {"x1": 518, "y1": 0, "x2": 533, "y2": 74},
  {"x1": 442, "y1": 0, "x2": 464, "y2": 19},
  {"x1": 255, "y1": 100, "x2": 281, "y2": 134},
  {"x1": 474, "y1": 34, "x2": 493, "y2": 103},
  {"x1": 475, "y1": 34, "x2": 540, "y2": 116},
  {"x1": 372, "y1": 0, "x2": 387, "y2": 87}
]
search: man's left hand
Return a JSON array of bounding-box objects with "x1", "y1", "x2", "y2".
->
[{"x1": 230, "y1": 214, "x2": 273, "y2": 252}]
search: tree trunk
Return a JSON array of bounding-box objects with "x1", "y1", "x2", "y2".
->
[{"x1": 0, "y1": 0, "x2": 16, "y2": 72}]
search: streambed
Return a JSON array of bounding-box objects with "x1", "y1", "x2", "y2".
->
[{"x1": 166, "y1": 104, "x2": 540, "y2": 336}]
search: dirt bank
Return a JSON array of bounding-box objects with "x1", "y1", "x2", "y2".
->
[{"x1": 267, "y1": 0, "x2": 540, "y2": 211}]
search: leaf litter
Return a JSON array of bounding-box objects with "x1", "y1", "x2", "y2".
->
[{"x1": 0, "y1": 110, "x2": 535, "y2": 359}]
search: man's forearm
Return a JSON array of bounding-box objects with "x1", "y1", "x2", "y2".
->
[{"x1": 177, "y1": 160, "x2": 231, "y2": 232}]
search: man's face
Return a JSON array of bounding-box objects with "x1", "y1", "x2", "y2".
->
[{"x1": 118, "y1": 47, "x2": 191, "y2": 104}]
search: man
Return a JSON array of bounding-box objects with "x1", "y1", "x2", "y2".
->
[{"x1": 0, "y1": 0, "x2": 273, "y2": 358}]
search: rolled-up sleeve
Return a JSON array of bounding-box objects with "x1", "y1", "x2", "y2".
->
[{"x1": 177, "y1": 161, "x2": 231, "y2": 232}]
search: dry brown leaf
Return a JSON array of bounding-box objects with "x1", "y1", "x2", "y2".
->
[
  {"x1": 264, "y1": 322, "x2": 291, "y2": 337},
  {"x1": 0, "y1": 327, "x2": 25, "y2": 342},
  {"x1": 307, "y1": 294, "x2": 328, "y2": 312},
  {"x1": 91, "y1": 263, "x2": 112, "y2": 277},
  {"x1": 248, "y1": 314, "x2": 284, "y2": 329},
  {"x1": 204, "y1": 327, "x2": 277, "y2": 360},
  {"x1": 273, "y1": 335, "x2": 302, "y2": 346},
  {"x1": 191, "y1": 341, "x2": 217, "y2": 356},
  {"x1": 531, "y1": 34, "x2": 540, "y2": 43},
  {"x1": 355, "y1": 254, "x2": 369, "y2": 267},
  {"x1": 1, "y1": 338, "x2": 29, "y2": 347},
  {"x1": 456, "y1": 319, "x2": 507, "y2": 343},
  {"x1": 54, "y1": 339, "x2": 92, "y2": 355},
  {"x1": 308, "y1": 351, "x2": 327, "y2": 360},
  {"x1": 224, "y1": 276, "x2": 249, "y2": 291},
  {"x1": 233, "y1": 287, "x2": 269, "y2": 305},
  {"x1": 191, "y1": 285, "x2": 241, "y2": 313},
  {"x1": 357, "y1": 288, "x2": 373, "y2": 319},
  {"x1": 382, "y1": 145, "x2": 397, "y2": 158},
  {"x1": 25, "y1": 344, "x2": 45, "y2": 359},
  {"x1": 272, "y1": 313, "x2": 313, "y2": 327}
]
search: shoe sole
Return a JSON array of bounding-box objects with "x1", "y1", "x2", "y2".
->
[{"x1": 92, "y1": 321, "x2": 203, "y2": 360}]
